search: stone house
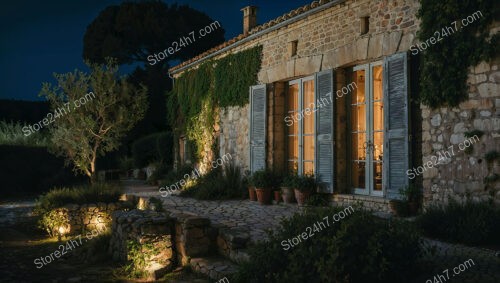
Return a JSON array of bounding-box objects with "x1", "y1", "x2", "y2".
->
[{"x1": 169, "y1": 0, "x2": 499, "y2": 211}]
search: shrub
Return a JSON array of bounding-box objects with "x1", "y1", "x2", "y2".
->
[
  {"x1": 296, "y1": 174, "x2": 316, "y2": 192},
  {"x1": 0, "y1": 120, "x2": 50, "y2": 147},
  {"x1": 281, "y1": 174, "x2": 299, "y2": 188},
  {"x1": 417, "y1": 200, "x2": 500, "y2": 246},
  {"x1": 179, "y1": 164, "x2": 246, "y2": 200},
  {"x1": 233, "y1": 207, "x2": 423, "y2": 283},
  {"x1": 131, "y1": 132, "x2": 173, "y2": 168},
  {"x1": 249, "y1": 169, "x2": 283, "y2": 189}
]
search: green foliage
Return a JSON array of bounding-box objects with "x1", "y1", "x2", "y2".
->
[
  {"x1": 214, "y1": 46, "x2": 263, "y2": 107},
  {"x1": 0, "y1": 121, "x2": 50, "y2": 147},
  {"x1": 39, "y1": 59, "x2": 148, "y2": 181},
  {"x1": 281, "y1": 174, "x2": 300, "y2": 188},
  {"x1": 417, "y1": 200, "x2": 500, "y2": 245},
  {"x1": 233, "y1": 208, "x2": 423, "y2": 283},
  {"x1": 39, "y1": 209, "x2": 70, "y2": 238},
  {"x1": 34, "y1": 183, "x2": 123, "y2": 217},
  {"x1": 179, "y1": 164, "x2": 246, "y2": 200},
  {"x1": 166, "y1": 46, "x2": 262, "y2": 162},
  {"x1": 296, "y1": 174, "x2": 316, "y2": 192},
  {"x1": 417, "y1": 1, "x2": 499, "y2": 108},
  {"x1": 118, "y1": 156, "x2": 134, "y2": 171},
  {"x1": 35, "y1": 183, "x2": 121, "y2": 237},
  {"x1": 484, "y1": 150, "x2": 499, "y2": 163},
  {"x1": 124, "y1": 240, "x2": 158, "y2": 278},
  {"x1": 83, "y1": 2, "x2": 225, "y2": 65},
  {"x1": 131, "y1": 132, "x2": 174, "y2": 167},
  {"x1": 249, "y1": 169, "x2": 277, "y2": 188},
  {"x1": 159, "y1": 164, "x2": 195, "y2": 188},
  {"x1": 305, "y1": 194, "x2": 330, "y2": 206}
]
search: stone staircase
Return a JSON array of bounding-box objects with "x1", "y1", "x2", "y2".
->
[{"x1": 122, "y1": 195, "x2": 257, "y2": 281}]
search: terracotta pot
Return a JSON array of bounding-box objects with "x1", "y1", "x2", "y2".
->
[
  {"x1": 255, "y1": 187, "x2": 272, "y2": 205},
  {"x1": 281, "y1": 187, "x2": 295, "y2": 204},
  {"x1": 274, "y1": 191, "x2": 281, "y2": 203},
  {"x1": 294, "y1": 189, "x2": 311, "y2": 206},
  {"x1": 248, "y1": 187, "x2": 257, "y2": 201}
]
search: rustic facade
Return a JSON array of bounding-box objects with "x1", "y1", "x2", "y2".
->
[{"x1": 169, "y1": 0, "x2": 499, "y2": 209}]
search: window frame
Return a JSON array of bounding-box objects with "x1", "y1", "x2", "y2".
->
[{"x1": 286, "y1": 75, "x2": 316, "y2": 175}]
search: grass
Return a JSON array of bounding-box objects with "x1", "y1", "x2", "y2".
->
[{"x1": 0, "y1": 120, "x2": 50, "y2": 147}]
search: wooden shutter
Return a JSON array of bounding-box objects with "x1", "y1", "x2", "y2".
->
[
  {"x1": 383, "y1": 52, "x2": 409, "y2": 199},
  {"x1": 315, "y1": 70, "x2": 334, "y2": 193},
  {"x1": 249, "y1": 84, "x2": 267, "y2": 173}
]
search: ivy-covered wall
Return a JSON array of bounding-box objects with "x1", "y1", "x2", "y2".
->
[
  {"x1": 167, "y1": 46, "x2": 262, "y2": 169},
  {"x1": 417, "y1": 0, "x2": 499, "y2": 108}
]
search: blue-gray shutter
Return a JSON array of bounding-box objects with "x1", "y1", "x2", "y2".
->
[
  {"x1": 383, "y1": 52, "x2": 409, "y2": 199},
  {"x1": 249, "y1": 84, "x2": 267, "y2": 173},
  {"x1": 315, "y1": 70, "x2": 334, "y2": 193}
]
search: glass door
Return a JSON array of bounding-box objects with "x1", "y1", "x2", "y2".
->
[
  {"x1": 287, "y1": 76, "x2": 315, "y2": 175},
  {"x1": 352, "y1": 62, "x2": 384, "y2": 196}
]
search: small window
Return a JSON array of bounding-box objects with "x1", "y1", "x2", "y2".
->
[
  {"x1": 289, "y1": 40, "x2": 298, "y2": 57},
  {"x1": 360, "y1": 16, "x2": 370, "y2": 35}
]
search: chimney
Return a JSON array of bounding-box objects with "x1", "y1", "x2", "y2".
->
[{"x1": 241, "y1": 6, "x2": 258, "y2": 35}]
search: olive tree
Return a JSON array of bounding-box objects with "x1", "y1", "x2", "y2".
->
[{"x1": 39, "y1": 60, "x2": 148, "y2": 183}]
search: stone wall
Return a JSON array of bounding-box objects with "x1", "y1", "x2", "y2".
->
[
  {"x1": 214, "y1": 0, "x2": 421, "y2": 172},
  {"x1": 332, "y1": 194, "x2": 391, "y2": 212},
  {"x1": 109, "y1": 208, "x2": 216, "y2": 279},
  {"x1": 109, "y1": 209, "x2": 175, "y2": 280},
  {"x1": 53, "y1": 202, "x2": 122, "y2": 236},
  {"x1": 421, "y1": 59, "x2": 500, "y2": 207}
]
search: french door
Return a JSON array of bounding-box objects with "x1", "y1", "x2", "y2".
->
[
  {"x1": 287, "y1": 76, "x2": 315, "y2": 175},
  {"x1": 351, "y1": 62, "x2": 384, "y2": 196}
]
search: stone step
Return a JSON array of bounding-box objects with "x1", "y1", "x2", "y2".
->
[
  {"x1": 189, "y1": 256, "x2": 238, "y2": 281},
  {"x1": 215, "y1": 226, "x2": 252, "y2": 263}
]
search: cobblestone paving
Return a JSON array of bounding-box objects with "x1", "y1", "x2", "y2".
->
[
  {"x1": 126, "y1": 181, "x2": 301, "y2": 242},
  {"x1": 126, "y1": 180, "x2": 500, "y2": 282}
]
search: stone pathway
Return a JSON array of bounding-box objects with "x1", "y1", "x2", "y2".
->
[
  {"x1": 124, "y1": 180, "x2": 500, "y2": 282},
  {"x1": 123, "y1": 180, "x2": 301, "y2": 243}
]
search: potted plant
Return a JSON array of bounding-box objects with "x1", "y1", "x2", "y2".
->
[
  {"x1": 250, "y1": 170, "x2": 273, "y2": 205},
  {"x1": 273, "y1": 189, "x2": 281, "y2": 203},
  {"x1": 391, "y1": 185, "x2": 422, "y2": 216},
  {"x1": 294, "y1": 174, "x2": 316, "y2": 206},
  {"x1": 281, "y1": 174, "x2": 298, "y2": 204},
  {"x1": 248, "y1": 186, "x2": 257, "y2": 201}
]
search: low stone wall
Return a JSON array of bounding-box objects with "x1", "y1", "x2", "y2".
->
[
  {"x1": 53, "y1": 202, "x2": 123, "y2": 236},
  {"x1": 109, "y1": 208, "x2": 215, "y2": 280},
  {"x1": 332, "y1": 194, "x2": 390, "y2": 213},
  {"x1": 109, "y1": 209, "x2": 175, "y2": 280},
  {"x1": 173, "y1": 213, "x2": 215, "y2": 265}
]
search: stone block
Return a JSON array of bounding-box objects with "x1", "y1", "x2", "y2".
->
[
  {"x1": 294, "y1": 55, "x2": 323, "y2": 77},
  {"x1": 398, "y1": 32, "x2": 415, "y2": 52},
  {"x1": 368, "y1": 33, "x2": 384, "y2": 59},
  {"x1": 383, "y1": 31, "x2": 402, "y2": 56},
  {"x1": 355, "y1": 38, "x2": 369, "y2": 61},
  {"x1": 477, "y1": 83, "x2": 498, "y2": 98}
]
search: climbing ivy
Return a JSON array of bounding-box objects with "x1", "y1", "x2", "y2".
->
[
  {"x1": 166, "y1": 46, "x2": 262, "y2": 161},
  {"x1": 214, "y1": 46, "x2": 263, "y2": 107},
  {"x1": 417, "y1": 0, "x2": 499, "y2": 108}
]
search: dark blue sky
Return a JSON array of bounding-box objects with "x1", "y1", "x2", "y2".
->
[{"x1": 0, "y1": 0, "x2": 311, "y2": 101}]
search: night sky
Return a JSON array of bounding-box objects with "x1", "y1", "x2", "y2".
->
[{"x1": 0, "y1": 0, "x2": 312, "y2": 101}]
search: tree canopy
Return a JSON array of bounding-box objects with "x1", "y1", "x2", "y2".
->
[
  {"x1": 83, "y1": 1, "x2": 225, "y2": 66},
  {"x1": 39, "y1": 59, "x2": 148, "y2": 182}
]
